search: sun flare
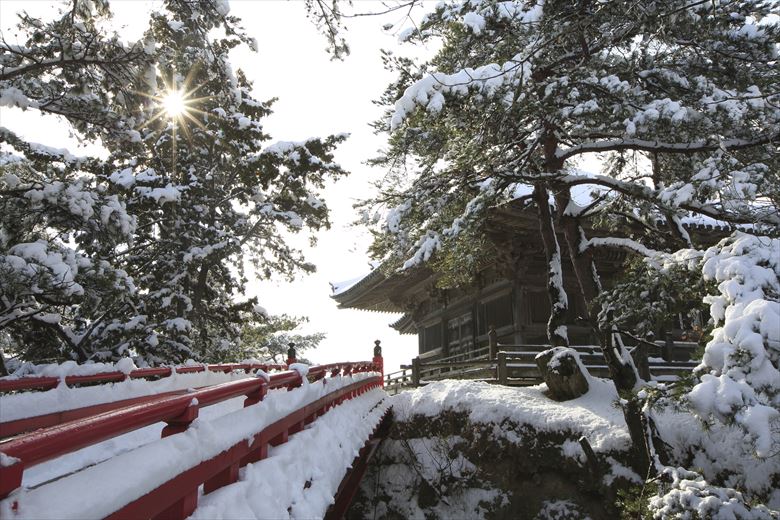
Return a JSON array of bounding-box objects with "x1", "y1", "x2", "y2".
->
[
  {"x1": 162, "y1": 90, "x2": 186, "y2": 118},
  {"x1": 136, "y1": 69, "x2": 212, "y2": 143}
]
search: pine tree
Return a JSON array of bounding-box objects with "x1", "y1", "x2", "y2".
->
[
  {"x1": 101, "y1": 0, "x2": 347, "y2": 363},
  {"x1": 364, "y1": 0, "x2": 779, "y2": 505},
  {"x1": 1, "y1": 0, "x2": 346, "y2": 367},
  {"x1": 237, "y1": 315, "x2": 325, "y2": 365},
  {"x1": 0, "y1": 1, "x2": 149, "y2": 368}
]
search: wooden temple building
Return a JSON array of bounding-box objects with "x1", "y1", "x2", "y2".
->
[
  {"x1": 331, "y1": 202, "x2": 627, "y2": 362},
  {"x1": 332, "y1": 200, "x2": 724, "y2": 363}
]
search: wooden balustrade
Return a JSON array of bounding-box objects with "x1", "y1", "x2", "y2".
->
[
  {"x1": 385, "y1": 336, "x2": 700, "y2": 392},
  {"x1": 0, "y1": 354, "x2": 384, "y2": 506},
  {"x1": 105, "y1": 376, "x2": 385, "y2": 520},
  {"x1": 0, "y1": 362, "x2": 289, "y2": 393}
]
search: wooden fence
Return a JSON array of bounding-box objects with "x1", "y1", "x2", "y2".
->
[{"x1": 384, "y1": 339, "x2": 700, "y2": 395}]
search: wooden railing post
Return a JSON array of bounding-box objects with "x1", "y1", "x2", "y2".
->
[
  {"x1": 488, "y1": 326, "x2": 498, "y2": 360},
  {"x1": 373, "y1": 340, "x2": 384, "y2": 387},
  {"x1": 244, "y1": 379, "x2": 267, "y2": 408},
  {"x1": 497, "y1": 351, "x2": 508, "y2": 385},
  {"x1": 286, "y1": 342, "x2": 296, "y2": 366},
  {"x1": 636, "y1": 343, "x2": 651, "y2": 381},
  {"x1": 663, "y1": 332, "x2": 674, "y2": 362},
  {"x1": 411, "y1": 357, "x2": 421, "y2": 387},
  {"x1": 0, "y1": 459, "x2": 23, "y2": 501}
]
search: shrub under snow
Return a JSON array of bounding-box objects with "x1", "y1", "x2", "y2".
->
[{"x1": 686, "y1": 234, "x2": 779, "y2": 458}]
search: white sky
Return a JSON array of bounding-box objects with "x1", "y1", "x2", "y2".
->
[{"x1": 0, "y1": 0, "x2": 434, "y2": 373}]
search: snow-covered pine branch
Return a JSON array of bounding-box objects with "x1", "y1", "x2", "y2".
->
[{"x1": 556, "y1": 134, "x2": 779, "y2": 161}]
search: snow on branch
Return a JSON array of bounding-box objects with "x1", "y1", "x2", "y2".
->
[
  {"x1": 580, "y1": 237, "x2": 659, "y2": 258},
  {"x1": 535, "y1": 172, "x2": 780, "y2": 227},
  {"x1": 390, "y1": 58, "x2": 532, "y2": 130},
  {"x1": 402, "y1": 231, "x2": 442, "y2": 270},
  {"x1": 556, "y1": 133, "x2": 779, "y2": 161}
]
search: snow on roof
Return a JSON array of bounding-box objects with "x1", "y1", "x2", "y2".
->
[
  {"x1": 329, "y1": 261, "x2": 381, "y2": 296},
  {"x1": 329, "y1": 274, "x2": 369, "y2": 296}
]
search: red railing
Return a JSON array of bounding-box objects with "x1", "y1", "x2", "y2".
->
[
  {"x1": 0, "y1": 362, "x2": 289, "y2": 393},
  {"x1": 0, "y1": 357, "x2": 386, "y2": 518},
  {"x1": 0, "y1": 362, "x2": 292, "y2": 438}
]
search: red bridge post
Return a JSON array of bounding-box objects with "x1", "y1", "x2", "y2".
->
[
  {"x1": 286, "y1": 342, "x2": 296, "y2": 367},
  {"x1": 373, "y1": 340, "x2": 384, "y2": 388}
]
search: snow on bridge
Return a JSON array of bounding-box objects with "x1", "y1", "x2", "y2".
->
[{"x1": 0, "y1": 350, "x2": 389, "y2": 519}]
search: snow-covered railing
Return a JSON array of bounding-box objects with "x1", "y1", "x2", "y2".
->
[
  {"x1": 0, "y1": 350, "x2": 386, "y2": 518},
  {"x1": 0, "y1": 362, "x2": 289, "y2": 393},
  {"x1": 389, "y1": 340, "x2": 699, "y2": 390},
  {"x1": 0, "y1": 362, "x2": 291, "y2": 438}
]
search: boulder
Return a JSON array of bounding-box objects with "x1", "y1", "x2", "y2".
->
[{"x1": 535, "y1": 347, "x2": 590, "y2": 401}]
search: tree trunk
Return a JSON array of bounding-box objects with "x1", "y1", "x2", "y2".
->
[
  {"x1": 532, "y1": 184, "x2": 569, "y2": 348},
  {"x1": 541, "y1": 121, "x2": 650, "y2": 473},
  {"x1": 553, "y1": 189, "x2": 642, "y2": 390},
  {"x1": 553, "y1": 186, "x2": 650, "y2": 474},
  {"x1": 192, "y1": 262, "x2": 211, "y2": 355}
]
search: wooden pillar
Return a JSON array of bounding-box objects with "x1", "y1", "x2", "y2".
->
[
  {"x1": 411, "y1": 357, "x2": 421, "y2": 387},
  {"x1": 0, "y1": 460, "x2": 22, "y2": 501},
  {"x1": 204, "y1": 462, "x2": 239, "y2": 494},
  {"x1": 161, "y1": 401, "x2": 198, "y2": 438},
  {"x1": 663, "y1": 332, "x2": 674, "y2": 362},
  {"x1": 497, "y1": 351, "x2": 508, "y2": 385},
  {"x1": 154, "y1": 401, "x2": 201, "y2": 520},
  {"x1": 488, "y1": 326, "x2": 498, "y2": 360},
  {"x1": 243, "y1": 381, "x2": 267, "y2": 408},
  {"x1": 440, "y1": 317, "x2": 449, "y2": 358}
]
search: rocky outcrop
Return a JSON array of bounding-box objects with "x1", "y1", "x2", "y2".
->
[{"x1": 347, "y1": 410, "x2": 638, "y2": 520}]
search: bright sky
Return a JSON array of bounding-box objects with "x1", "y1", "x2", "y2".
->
[{"x1": 0, "y1": 0, "x2": 432, "y2": 373}]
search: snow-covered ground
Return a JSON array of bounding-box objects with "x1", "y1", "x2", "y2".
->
[
  {"x1": 387, "y1": 377, "x2": 780, "y2": 514},
  {"x1": 1, "y1": 373, "x2": 385, "y2": 519},
  {"x1": 393, "y1": 378, "x2": 631, "y2": 453},
  {"x1": 350, "y1": 379, "x2": 637, "y2": 519}
]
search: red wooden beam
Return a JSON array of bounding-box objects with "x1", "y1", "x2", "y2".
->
[{"x1": 0, "y1": 390, "x2": 189, "y2": 438}]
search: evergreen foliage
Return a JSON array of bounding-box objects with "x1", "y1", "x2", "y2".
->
[
  {"x1": 237, "y1": 315, "x2": 325, "y2": 365},
  {"x1": 0, "y1": 0, "x2": 343, "y2": 367}
]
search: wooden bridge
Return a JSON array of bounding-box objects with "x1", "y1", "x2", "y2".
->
[
  {"x1": 0, "y1": 344, "x2": 388, "y2": 519},
  {"x1": 383, "y1": 336, "x2": 700, "y2": 395}
]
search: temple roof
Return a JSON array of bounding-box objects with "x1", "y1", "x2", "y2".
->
[
  {"x1": 389, "y1": 313, "x2": 417, "y2": 335},
  {"x1": 330, "y1": 262, "x2": 432, "y2": 314}
]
